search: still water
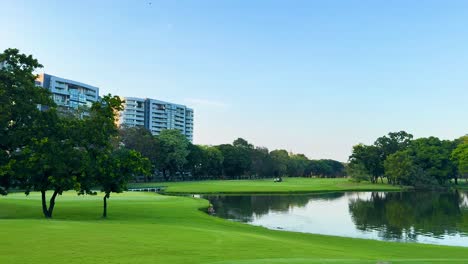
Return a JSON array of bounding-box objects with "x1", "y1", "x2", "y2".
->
[{"x1": 203, "y1": 191, "x2": 468, "y2": 246}]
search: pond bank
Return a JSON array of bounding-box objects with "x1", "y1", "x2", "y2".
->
[
  {"x1": 204, "y1": 191, "x2": 468, "y2": 247},
  {"x1": 129, "y1": 177, "x2": 405, "y2": 194},
  {"x1": 1, "y1": 191, "x2": 468, "y2": 263}
]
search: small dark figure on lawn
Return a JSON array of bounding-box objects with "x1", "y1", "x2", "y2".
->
[{"x1": 274, "y1": 177, "x2": 283, "y2": 182}]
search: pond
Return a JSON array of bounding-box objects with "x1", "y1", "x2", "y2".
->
[{"x1": 203, "y1": 191, "x2": 468, "y2": 246}]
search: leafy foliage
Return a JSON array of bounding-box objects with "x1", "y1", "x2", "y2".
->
[
  {"x1": 156, "y1": 129, "x2": 190, "y2": 180},
  {"x1": 350, "y1": 131, "x2": 462, "y2": 188},
  {"x1": 97, "y1": 148, "x2": 150, "y2": 217},
  {"x1": 452, "y1": 136, "x2": 468, "y2": 181},
  {"x1": 0, "y1": 48, "x2": 55, "y2": 195},
  {"x1": 0, "y1": 48, "x2": 151, "y2": 218}
]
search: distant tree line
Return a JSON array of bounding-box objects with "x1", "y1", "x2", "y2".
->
[
  {"x1": 348, "y1": 131, "x2": 468, "y2": 188},
  {"x1": 120, "y1": 127, "x2": 346, "y2": 181}
]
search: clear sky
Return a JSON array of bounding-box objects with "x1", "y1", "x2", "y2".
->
[{"x1": 1, "y1": 0, "x2": 467, "y2": 161}]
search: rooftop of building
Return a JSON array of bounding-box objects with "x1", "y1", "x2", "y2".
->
[
  {"x1": 121, "y1": 96, "x2": 193, "y2": 110},
  {"x1": 38, "y1": 73, "x2": 100, "y2": 91}
]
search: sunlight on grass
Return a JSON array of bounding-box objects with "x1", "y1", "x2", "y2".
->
[
  {"x1": 130, "y1": 177, "x2": 402, "y2": 194},
  {"x1": 1, "y1": 187, "x2": 467, "y2": 264}
]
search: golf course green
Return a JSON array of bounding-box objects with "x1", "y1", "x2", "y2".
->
[
  {"x1": 1, "y1": 178, "x2": 468, "y2": 263},
  {"x1": 130, "y1": 177, "x2": 403, "y2": 194}
]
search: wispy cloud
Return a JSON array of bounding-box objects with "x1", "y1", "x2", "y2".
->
[{"x1": 184, "y1": 98, "x2": 230, "y2": 108}]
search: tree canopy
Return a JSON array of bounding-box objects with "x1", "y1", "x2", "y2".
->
[
  {"x1": 0, "y1": 48, "x2": 149, "y2": 218},
  {"x1": 350, "y1": 131, "x2": 464, "y2": 188}
]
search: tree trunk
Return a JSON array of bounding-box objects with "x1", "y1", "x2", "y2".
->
[
  {"x1": 103, "y1": 193, "x2": 109, "y2": 218},
  {"x1": 48, "y1": 191, "x2": 59, "y2": 218},
  {"x1": 41, "y1": 190, "x2": 50, "y2": 218},
  {"x1": 41, "y1": 190, "x2": 59, "y2": 218},
  {"x1": 162, "y1": 170, "x2": 168, "y2": 181},
  {"x1": 454, "y1": 177, "x2": 458, "y2": 185}
]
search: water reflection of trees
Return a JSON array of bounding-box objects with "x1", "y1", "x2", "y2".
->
[
  {"x1": 206, "y1": 192, "x2": 345, "y2": 221},
  {"x1": 348, "y1": 191, "x2": 468, "y2": 241}
]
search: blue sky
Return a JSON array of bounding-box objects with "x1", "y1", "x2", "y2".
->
[{"x1": 1, "y1": 0, "x2": 467, "y2": 161}]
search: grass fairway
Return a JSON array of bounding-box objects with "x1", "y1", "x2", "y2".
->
[
  {"x1": 1, "y1": 191, "x2": 467, "y2": 264},
  {"x1": 130, "y1": 177, "x2": 403, "y2": 194}
]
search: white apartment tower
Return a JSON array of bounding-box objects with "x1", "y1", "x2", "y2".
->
[
  {"x1": 118, "y1": 97, "x2": 194, "y2": 141},
  {"x1": 146, "y1": 99, "x2": 194, "y2": 141},
  {"x1": 36, "y1": 73, "x2": 99, "y2": 109},
  {"x1": 119, "y1": 97, "x2": 145, "y2": 127}
]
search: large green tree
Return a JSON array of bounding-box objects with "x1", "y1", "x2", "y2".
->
[
  {"x1": 452, "y1": 136, "x2": 468, "y2": 182},
  {"x1": 346, "y1": 162, "x2": 372, "y2": 182},
  {"x1": 349, "y1": 131, "x2": 413, "y2": 183},
  {"x1": 185, "y1": 144, "x2": 205, "y2": 179},
  {"x1": 374, "y1": 131, "x2": 413, "y2": 182},
  {"x1": 12, "y1": 115, "x2": 88, "y2": 218},
  {"x1": 384, "y1": 150, "x2": 415, "y2": 185},
  {"x1": 287, "y1": 154, "x2": 309, "y2": 177},
  {"x1": 250, "y1": 147, "x2": 274, "y2": 177},
  {"x1": 270, "y1": 149, "x2": 289, "y2": 177},
  {"x1": 120, "y1": 126, "x2": 158, "y2": 163},
  {"x1": 186, "y1": 145, "x2": 224, "y2": 179},
  {"x1": 202, "y1": 146, "x2": 224, "y2": 177},
  {"x1": 120, "y1": 126, "x2": 158, "y2": 181},
  {"x1": 348, "y1": 144, "x2": 382, "y2": 183},
  {"x1": 384, "y1": 137, "x2": 457, "y2": 187},
  {"x1": 0, "y1": 48, "x2": 85, "y2": 218},
  {"x1": 15, "y1": 94, "x2": 126, "y2": 218},
  {"x1": 78, "y1": 94, "x2": 124, "y2": 190},
  {"x1": 81, "y1": 95, "x2": 150, "y2": 217},
  {"x1": 155, "y1": 129, "x2": 190, "y2": 180},
  {"x1": 374, "y1": 131, "x2": 413, "y2": 159},
  {"x1": 407, "y1": 137, "x2": 457, "y2": 185},
  {"x1": 0, "y1": 48, "x2": 55, "y2": 195},
  {"x1": 217, "y1": 143, "x2": 251, "y2": 178},
  {"x1": 97, "y1": 148, "x2": 150, "y2": 217}
]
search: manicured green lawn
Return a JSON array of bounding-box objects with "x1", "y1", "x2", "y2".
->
[
  {"x1": 1, "y1": 190, "x2": 467, "y2": 264},
  {"x1": 129, "y1": 177, "x2": 403, "y2": 194}
]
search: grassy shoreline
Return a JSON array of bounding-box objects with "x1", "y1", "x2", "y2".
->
[
  {"x1": 129, "y1": 177, "x2": 405, "y2": 194},
  {"x1": 1, "y1": 179, "x2": 467, "y2": 263}
]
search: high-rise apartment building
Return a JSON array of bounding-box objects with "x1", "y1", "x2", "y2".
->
[
  {"x1": 118, "y1": 97, "x2": 194, "y2": 141},
  {"x1": 36, "y1": 73, "x2": 99, "y2": 109},
  {"x1": 119, "y1": 97, "x2": 146, "y2": 127}
]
